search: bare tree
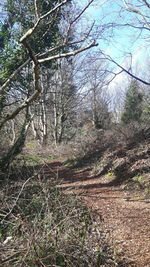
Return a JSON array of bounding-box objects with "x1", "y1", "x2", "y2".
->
[
  {"x1": 92, "y1": 0, "x2": 150, "y2": 86},
  {"x1": 0, "y1": 0, "x2": 98, "y2": 168}
]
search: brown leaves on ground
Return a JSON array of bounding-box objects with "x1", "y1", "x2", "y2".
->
[{"x1": 44, "y1": 160, "x2": 150, "y2": 266}]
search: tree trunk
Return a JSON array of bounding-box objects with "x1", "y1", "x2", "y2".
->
[
  {"x1": 10, "y1": 120, "x2": 16, "y2": 145},
  {"x1": 92, "y1": 88, "x2": 99, "y2": 129},
  {"x1": 0, "y1": 108, "x2": 32, "y2": 171},
  {"x1": 41, "y1": 99, "x2": 48, "y2": 146}
]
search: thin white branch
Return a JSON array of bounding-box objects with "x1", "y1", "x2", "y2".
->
[
  {"x1": 20, "y1": 0, "x2": 68, "y2": 43},
  {"x1": 38, "y1": 44, "x2": 65, "y2": 58},
  {"x1": 38, "y1": 41, "x2": 98, "y2": 63},
  {"x1": 0, "y1": 0, "x2": 98, "y2": 129},
  {"x1": 34, "y1": 0, "x2": 39, "y2": 19}
]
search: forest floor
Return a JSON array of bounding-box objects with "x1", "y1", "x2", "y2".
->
[{"x1": 43, "y1": 160, "x2": 150, "y2": 267}]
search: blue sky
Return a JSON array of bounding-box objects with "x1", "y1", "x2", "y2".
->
[
  {"x1": 75, "y1": 0, "x2": 150, "y2": 100},
  {"x1": 1, "y1": 0, "x2": 149, "y2": 83},
  {"x1": 80, "y1": 0, "x2": 150, "y2": 89},
  {"x1": 1, "y1": 0, "x2": 149, "y2": 62},
  {"x1": 81, "y1": 0, "x2": 150, "y2": 60}
]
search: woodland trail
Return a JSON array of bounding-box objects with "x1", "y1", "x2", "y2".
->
[{"x1": 43, "y1": 160, "x2": 150, "y2": 266}]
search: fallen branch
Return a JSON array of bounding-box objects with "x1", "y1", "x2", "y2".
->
[{"x1": 0, "y1": 165, "x2": 45, "y2": 224}]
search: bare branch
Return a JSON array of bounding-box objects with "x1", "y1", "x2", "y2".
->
[
  {"x1": 1, "y1": 0, "x2": 96, "y2": 94},
  {"x1": 34, "y1": 0, "x2": 39, "y2": 19},
  {"x1": 72, "y1": 0, "x2": 95, "y2": 24},
  {"x1": 38, "y1": 44, "x2": 66, "y2": 58},
  {"x1": 121, "y1": 0, "x2": 150, "y2": 29},
  {"x1": 20, "y1": 0, "x2": 69, "y2": 43},
  {"x1": 0, "y1": 167, "x2": 43, "y2": 224},
  {"x1": 142, "y1": 0, "x2": 150, "y2": 9},
  {"x1": 0, "y1": 0, "x2": 98, "y2": 129},
  {"x1": 0, "y1": 59, "x2": 30, "y2": 94},
  {"x1": 101, "y1": 51, "x2": 150, "y2": 86},
  {"x1": 64, "y1": 0, "x2": 95, "y2": 44},
  {"x1": 0, "y1": 63, "x2": 42, "y2": 130},
  {"x1": 38, "y1": 41, "x2": 98, "y2": 63}
]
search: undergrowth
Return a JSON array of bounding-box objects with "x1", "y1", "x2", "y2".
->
[
  {"x1": 71, "y1": 126, "x2": 150, "y2": 188},
  {"x1": 0, "y1": 158, "x2": 119, "y2": 266}
]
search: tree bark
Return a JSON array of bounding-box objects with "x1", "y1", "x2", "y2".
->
[{"x1": 0, "y1": 108, "x2": 32, "y2": 171}]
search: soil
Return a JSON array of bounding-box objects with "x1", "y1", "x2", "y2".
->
[{"x1": 43, "y1": 160, "x2": 150, "y2": 266}]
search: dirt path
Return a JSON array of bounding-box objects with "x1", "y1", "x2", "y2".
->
[{"x1": 44, "y1": 161, "x2": 150, "y2": 266}]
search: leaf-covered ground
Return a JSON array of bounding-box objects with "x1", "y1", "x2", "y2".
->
[{"x1": 44, "y1": 160, "x2": 150, "y2": 266}]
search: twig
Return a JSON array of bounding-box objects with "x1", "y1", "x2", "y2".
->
[
  {"x1": 0, "y1": 252, "x2": 20, "y2": 264},
  {"x1": 1, "y1": 166, "x2": 44, "y2": 224}
]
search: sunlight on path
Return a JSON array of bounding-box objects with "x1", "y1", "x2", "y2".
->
[{"x1": 50, "y1": 161, "x2": 150, "y2": 267}]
